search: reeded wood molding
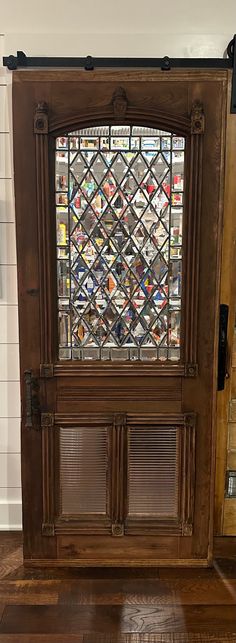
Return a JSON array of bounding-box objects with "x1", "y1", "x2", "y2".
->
[
  {"x1": 49, "y1": 105, "x2": 191, "y2": 136},
  {"x1": 181, "y1": 413, "x2": 196, "y2": 535},
  {"x1": 55, "y1": 413, "x2": 113, "y2": 426},
  {"x1": 111, "y1": 414, "x2": 126, "y2": 536},
  {"x1": 34, "y1": 102, "x2": 48, "y2": 134},
  {"x1": 126, "y1": 518, "x2": 182, "y2": 536},
  {"x1": 57, "y1": 383, "x2": 182, "y2": 403},
  {"x1": 191, "y1": 100, "x2": 205, "y2": 134},
  {"x1": 55, "y1": 520, "x2": 111, "y2": 535},
  {"x1": 42, "y1": 425, "x2": 55, "y2": 537},
  {"x1": 53, "y1": 363, "x2": 185, "y2": 377},
  {"x1": 35, "y1": 110, "x2": 54, "y2": 364},
  {"x1": 128, "y1": 413, "x2": 187, "y2": 425},
  {"x1": 183, "y1": 104, "x2": 204, "y2": 371}
]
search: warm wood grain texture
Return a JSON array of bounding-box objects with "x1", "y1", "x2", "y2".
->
[
  {"x1": 229, "y1": 403, "x2": 236, "y2": 423},
  {"x1": 214, "y1": 536, "x2": 236, "y2": 558},
  {"x1": 1, "y1": 604, "x2": 236, "y2": 634},
  {"x1": 215, "y1": 76, "x2": 236, "y2": 535},
  {"x1": 224, "y1": 499, "x2": 236, "y2": 535},
  {"x1": 0, "y1": 535, "x2": 236, "y2": 641},
  {"x1": 228, "y1": 451, "x2": 236, "y2": 469},
  {"x1": 13, "y1": 69, "x2": 228, "y2": 565},
  {"x1": 0, "y1": 636, "x2": 235, "y2": 643},
  {"x1": 228, "y1": 425, "x2": 236, "y2": 449}
]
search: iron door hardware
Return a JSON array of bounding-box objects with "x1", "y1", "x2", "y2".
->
[
  {"x1": 217, "y1": 304, "x2": 229, "y2": 391},
  {"x1": 24, "y1": 370, "x2": 40, "y2": 428}
]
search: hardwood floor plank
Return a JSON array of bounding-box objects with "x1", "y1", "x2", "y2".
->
[
  {"x1": 2, "y1": 604, "x2": 236, "y2": 635},
  {"x1": 0, "y1": 581, "x2": 59, "y2": 605},
  {"x1": 4, "y1": 567, "x2": 162, "y2": 581},
  {"x1": 0, "y1": 605, "x2": 176, "y2": 634},
  {"x1": 57, "y1": 579, "x2": 173, "y2": 605},
  {"x1": 168, "y1": 578, "x2": 236, "y2": 605},
  {"x1": 0, "y1": 634, "x2": 235, "y2": 642},
  {"x1": 57, "y1": 577, "x2": 236, "y2": 606},
  {"x1": 1, "y1": 577, "x2": 235, "y2": 607},
  {"x1": 173, "y1": 605, "x2": 236, "y2": 632},
  {"x1": 0, "y1": 606, "x2": 5, "y2": 623}
]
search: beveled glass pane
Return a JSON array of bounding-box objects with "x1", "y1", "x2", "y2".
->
[{"x1": 55, "y1": 126, "x2": 185, "y2": 361}]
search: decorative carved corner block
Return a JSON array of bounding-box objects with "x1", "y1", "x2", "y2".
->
[
  {"x1": 40, "y1": 363, "x2": 54, "y2": 378},
  {"x1": 34, "y1": 102, "x2": 49, "y2": 134},
  {"x1": 112, "y1": 523, "x2": 124, "y2": 537},
  {"x1": 42, "y1": 523, "x2": 55, "y2": 536},
  {"x1": 182, "y1": 522, "x2": 193, "y2": 536},
  {"x1": 41, "y1": 412, "x2": 54, "y2": 428},
  {"x1": 112, "y1": 87, "x2": 128, "y2": 120},
  {"x1": 184, "y1": 413, "x2": 196, "y2": 429},
  {"x1": 185, "y1": 363, "x2": 198, "y2": 377},
  {"x1": 114, "y1": 413, "x2": 127, "y2": 428},
  {"x1": 191, "y1": 101, "x2": 205, "y2": 134}
]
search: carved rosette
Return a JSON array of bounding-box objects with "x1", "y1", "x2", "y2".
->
[
  {"x1": 191, "y1": 101, "x2": 205, "y2": 134},
  {"x1": 41, "y1": 412, "x2": 54, "y2": 428},
  {"x1": 112, "y1": 87, "x2": 128, "y2": 120},
  {"x1": 112, "y1": 524, "x2": 124, "y2": 537},
  {"x1": 185, "y1": 363, "x2": 198, "y2": 377},
  {"x1": 34, "y1": 102, "x2": 49, "y2": 134}
]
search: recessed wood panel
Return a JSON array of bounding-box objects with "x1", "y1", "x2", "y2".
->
[
  {"x1": 127, "y1": 425, "x2": 179, "y2": 518},
  {"x1": 227, "y1": 450, "x2": 236, "y2": 469},
  {"x1": 59, "y1": 426, "x2": 108, "y2": 516},
  {"x1": 223, "y1": 498, "x2": 236, "y2": 535},
  {"x1": 228, "y1": 424, "x2": 236, "y2": 449}
]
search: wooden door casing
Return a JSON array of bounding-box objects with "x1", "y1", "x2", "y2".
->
[{"x1": 12, "y1": 69, "x2": 228, "y2": 566}]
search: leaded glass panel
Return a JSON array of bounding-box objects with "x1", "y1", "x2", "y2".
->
[{"x1": 56, "y1": 126, "x2": 185, "y2": 361}]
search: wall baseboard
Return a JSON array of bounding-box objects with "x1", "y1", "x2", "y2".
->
[{"x1": 0, "y1": 500, "x2": 22, "y2": 530}]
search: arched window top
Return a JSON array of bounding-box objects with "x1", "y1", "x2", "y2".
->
[{"x1": 56, "y1": 125, "x2": 185, "y2": 362}]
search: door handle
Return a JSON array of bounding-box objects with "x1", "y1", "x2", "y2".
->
[
  {"x1": 218, "y1": 304, "x2": 229, "y2": 391},
  {"x1": 24, "y1": 370, "x2": 40, "y2": 427}
]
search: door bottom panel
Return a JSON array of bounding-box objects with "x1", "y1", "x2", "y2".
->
[{"x1": 51, "y1": 535, "x2": 210, "y2": 567}]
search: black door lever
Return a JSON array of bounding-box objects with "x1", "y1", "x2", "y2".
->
[{"x1": 217, "y1": 304, "x2": 229, "y2": 391}]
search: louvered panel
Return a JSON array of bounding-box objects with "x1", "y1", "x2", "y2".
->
[
  {"x1": 127, "y1": 425, "x2": 180, "y2": 518},
  {"x1": 59, "y1": 426, "x2": 108, "y2": 515}
]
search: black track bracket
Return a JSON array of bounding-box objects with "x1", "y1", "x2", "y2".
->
[{"x1": 2, "y1": 36, "x2": 236, "y2": 114}]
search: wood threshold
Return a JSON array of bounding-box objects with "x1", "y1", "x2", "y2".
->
[{"x1": 24, "y1": 558, "x2": 210, "y2": 568}]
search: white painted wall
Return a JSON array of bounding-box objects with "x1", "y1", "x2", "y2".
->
[
  {"x1": 0, "y1": 34, "x2": 21, "y2": 529},
  {"x1": 1, "y1": 0, "x2": 236, "y2": 528}
]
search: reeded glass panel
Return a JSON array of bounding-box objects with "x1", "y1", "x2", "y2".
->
[
  {"x1": 128, "y1": 425, "x2": 180, "y2": 517},
  {"x1": 59, "y1": 426, "x2": 108, "y2": 515},
  {"x1": 55, "y1": 126, "x2": 185, "y2": 361}
]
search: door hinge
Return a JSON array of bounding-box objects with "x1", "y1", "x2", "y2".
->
[
  {"x1": 40, "y1": 363, "x2": 54, "y2": 378},
  {"x1": 41, "y1": 412, "x2": 54, "y2": 428}
]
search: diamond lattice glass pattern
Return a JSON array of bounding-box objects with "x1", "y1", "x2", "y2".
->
[{"x1": 56, "y1": 126, "x2": 185, "y2": 361}]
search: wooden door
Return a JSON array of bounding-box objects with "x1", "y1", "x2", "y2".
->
[{"x1": 13, "y1": 68, "x2": 228, "y2": 567}]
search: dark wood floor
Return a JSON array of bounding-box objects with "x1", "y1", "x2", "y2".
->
[{"x1": 0, "y1": 534, "x2": 236, "y2": 642}]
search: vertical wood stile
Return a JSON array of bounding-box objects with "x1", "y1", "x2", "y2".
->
[{"x1": 111, "y1": 414, "x2": 126, "y2": 536}]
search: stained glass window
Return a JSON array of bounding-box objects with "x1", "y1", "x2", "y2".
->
[{"x1": 55, "y1": 126, "x2": 184, "y2": 361}]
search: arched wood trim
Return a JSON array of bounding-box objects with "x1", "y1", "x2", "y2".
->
[{"x1": 49, "y1": 106, "x2": 191, "y2": 137}]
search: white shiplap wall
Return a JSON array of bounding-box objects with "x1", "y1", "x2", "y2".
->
[{"x1": 0, "y1": 35, "x2": 22, "y2": 529}]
